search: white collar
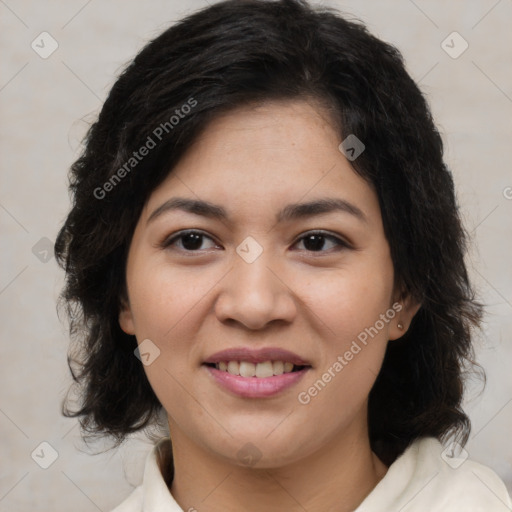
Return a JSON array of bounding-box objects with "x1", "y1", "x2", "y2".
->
[{"x1": 112, "y1": 437, "x2": 511, "y2": 511}]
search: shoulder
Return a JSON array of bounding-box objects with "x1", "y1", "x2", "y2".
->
[
  {"x1": 357, "y1": 437, "x2": 512, "y2": 512},
  {"x1": 412, "y1": 438, "x2": 511, "y2": 510},
  {"x1": 108, "y1": 438, "x2": 183, "y2": 512},
  {"x1": 109, "y1": 485, "x2": 143, "y2": 512}
]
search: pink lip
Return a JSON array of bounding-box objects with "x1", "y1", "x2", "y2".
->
[
  {"x1": 203, "y1": 347, "x2": 310, "y2": 366},
  {"x1": 205, "y1": 366, "x2": 310, "y2": 398}
]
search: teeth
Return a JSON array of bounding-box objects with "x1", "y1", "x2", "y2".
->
[
  {"x1": 273, "y1": 361, "x2": 284, "y2": 376},
  {"x1": 227, "y1": 361, "x2": 239, "y2": 375},
  {"x1": 239, "y1": 361, "x2": 256, "y2": 377},
  {"x1": 214, "y1": 360, "x2": 302, "y2": 377},
  {"x1": 256, "y1": 361, "x2": 273, "y2": 378}
]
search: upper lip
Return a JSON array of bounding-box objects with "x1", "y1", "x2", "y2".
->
[{"x1": 203, "y1": 347, "x2": 311, "y2": 366}]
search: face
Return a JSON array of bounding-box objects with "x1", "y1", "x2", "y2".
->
[{"x1": 120, "y1": 99, "x2": 417, "y2": 468}]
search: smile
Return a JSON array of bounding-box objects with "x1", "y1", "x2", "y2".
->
[
  {"x1": 203, "y1": 362, "x2": 311, "y2": 398},
  {"x1": 209, "y1": 360, "x2": 306, "y2": 377},
  {"x1": 203, "y1": 347, "x2": 312, "y2": 398}
]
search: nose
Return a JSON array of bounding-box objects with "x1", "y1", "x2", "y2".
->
[{"x1": 214, "y1": 250, "x2": 297, "y2": 330}]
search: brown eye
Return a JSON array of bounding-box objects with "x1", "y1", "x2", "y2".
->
[
  {"x1": 180, "y1": 232, "x2": 205, "y2": 250},
  {"x1": 293, "y1": 232, "x2": 349, "y2": 252},
  {"x1": 164, "y1": 230, "x2": 219, "y2": 252}
]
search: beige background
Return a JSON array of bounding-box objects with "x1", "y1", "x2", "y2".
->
[{"x1": 1, "y1": 0, "x2": 511, "y2": 510}]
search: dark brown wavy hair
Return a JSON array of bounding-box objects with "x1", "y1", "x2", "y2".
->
[{"x1": 55, "y1": 0, "x2": 483, "y2": 465}]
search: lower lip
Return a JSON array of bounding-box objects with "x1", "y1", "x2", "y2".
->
[{"x1": 204, "y1": 365, "x2": 310, "y2": 398}]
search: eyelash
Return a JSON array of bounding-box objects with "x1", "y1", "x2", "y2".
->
[{"x1": 160, "y1": 229, "x2": 351, "y2": 255}]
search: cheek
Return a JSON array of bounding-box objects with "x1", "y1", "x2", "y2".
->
[
  {"x1": 128, "y1": 265, "x2": 207, "y2": 415},
  {"x1": 127, "y1": 260, "x2": 223, "y2": 400},
  {"x1": 291, "y1": 260, "x2": 394, "y2": 411},
  {"x1": 293, "y1": 269, "x2": 393, "y2": 428},
  {"x1": 298, "y1": 263, "x2": 394, "y2": 345},
  {"x1": 128, "y1": 259, "x2": 218, "y2": 339}
]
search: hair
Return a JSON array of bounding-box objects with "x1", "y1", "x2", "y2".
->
[{"x1": 55, "y1": 0, "x2": 483, "y2": 465}]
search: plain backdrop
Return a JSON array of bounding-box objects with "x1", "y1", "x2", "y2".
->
[{"x1": 1, "y1": 0, "x2": 511, "y2": 510}]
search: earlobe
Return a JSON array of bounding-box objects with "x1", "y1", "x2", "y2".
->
[
  {"x1": 388, "y1": 294, "x2": 421, "y2": 341},
  {"x1": 119, "y1": 304, "x2": 136, "y2": 335}
]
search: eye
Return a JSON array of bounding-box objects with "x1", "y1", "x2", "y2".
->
[
  {"x1": 162, "y1": 230, "x2": 220, "y2": 252},
  {"x1": 292, "y1": 231, "x2": 349, "y2": 253},
  {"x1": 161, "y1": 229, "x2": 350, "y2": 254}
]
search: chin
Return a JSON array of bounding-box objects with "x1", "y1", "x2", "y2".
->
[{"x1": 207, "y1": 427, "x2": 317, "y2": 469}]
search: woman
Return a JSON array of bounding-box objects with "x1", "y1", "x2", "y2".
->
[{"x1": 55, "y1": 0, "x2": 511, "y2": 510}]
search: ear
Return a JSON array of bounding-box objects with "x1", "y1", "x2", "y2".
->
[
  {"x1": 119, "y1": 299, "x2": 136, "y2": 335},
  {"x1": 388, "y1": 291, "x2": 421, "y2": 341}
]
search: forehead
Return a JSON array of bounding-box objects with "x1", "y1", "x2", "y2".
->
[{"x1": 143, "y1": 99, "x2": 380, "y2": 225}]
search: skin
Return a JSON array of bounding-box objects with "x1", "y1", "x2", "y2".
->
[{"x1": 119, "y1": 99, "x2": 420, "y2": 512}]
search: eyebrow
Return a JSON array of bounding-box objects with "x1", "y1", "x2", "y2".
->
[{"x1": 147, "y1": 196, "x2": 367, "y2": 224}]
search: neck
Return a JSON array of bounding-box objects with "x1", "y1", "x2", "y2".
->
[{"x1": 164, "y1": 425, "x2": 387, "y2": 512}]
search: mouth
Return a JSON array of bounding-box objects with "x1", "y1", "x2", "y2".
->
[{"x1": 202, "y1": 348, "x2": 312, "y2": 398}]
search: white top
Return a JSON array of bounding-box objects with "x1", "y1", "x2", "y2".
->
[{"x1": 111, "y1": 437, "x2": 511, "y2": 511}]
